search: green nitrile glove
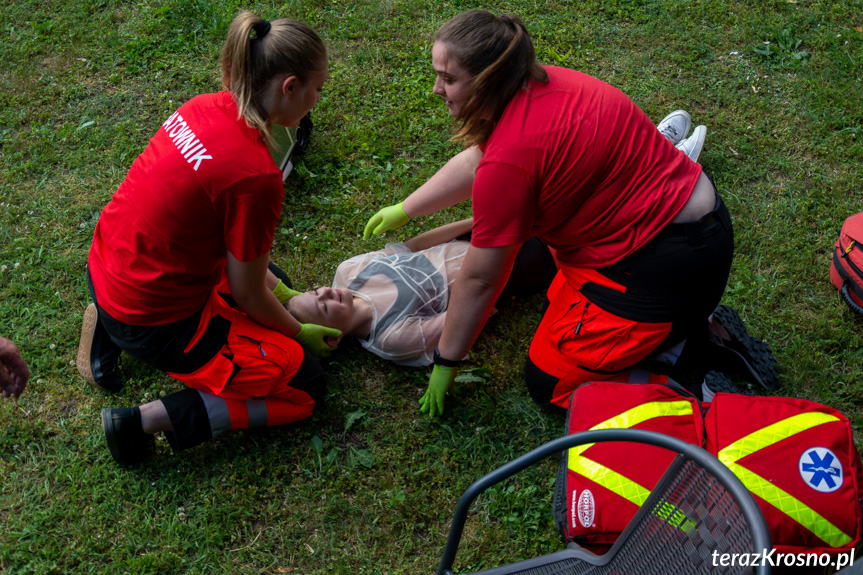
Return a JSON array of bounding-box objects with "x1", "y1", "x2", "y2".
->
[
  {"x1": 273, "y1": 279, "x2": 303, "y2": 305},
  {"x1": 419, "y1": 364, "x2": 457, "y2": 417},
  {"x1": 363, "y1": 202, "x2": 410, "y2": 240},
  {"x1": 295, "y1": 323, "x2": 341, "y2": 359}
]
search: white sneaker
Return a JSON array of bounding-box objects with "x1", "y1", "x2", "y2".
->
[
  {"x1": 657, "y1": 110, "x2": 691, "y2": 145},
  {"x1": 676, "y1": 125, "x2": 706, "y2": 162}
]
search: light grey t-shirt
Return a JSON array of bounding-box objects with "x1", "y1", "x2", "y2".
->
[{"x1": 333, "y1": 240, "x2": 469, "y2": 366}]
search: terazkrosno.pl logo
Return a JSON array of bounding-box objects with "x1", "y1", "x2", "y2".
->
[{"x1": 799, "y1": 447, "x2": 843, "y2": 493}]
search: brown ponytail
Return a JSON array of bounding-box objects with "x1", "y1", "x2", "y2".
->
[
  {"x1": 221, "y1": 12, "x2": 327, "y2": 144},
  {"x1": 434, "y1": 10, "x2": 548, "y2": 147}
]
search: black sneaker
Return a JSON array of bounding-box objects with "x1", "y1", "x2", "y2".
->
[
  {"x1": 701, "y1": 371, "x2": 755, "y2": 402},
  {"x1": 707, "y1": 305, "x2": 780, "y2": 390},
  {"x1": 292, "y1": 113, "x2": 313, "y2": 157},
  {"x1": 102, "y1": 407, "x2": 154, "y2": 466},
  {"x1": 77, "y1": 304, "x2": 123, "y2": 392}
]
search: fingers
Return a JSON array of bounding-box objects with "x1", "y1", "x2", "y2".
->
[
  {"x1": 0, "y1": 363, "x2": 24, "y2": 399},
  {"x1": 6, "y1": 378, "x2": 25, "y2": 399},
  {"x1": 314, "y1": 343, "x2": 336, "y2": 359},
  {"x1": 363, "y1": 214, "x2": 382, "y2": 240},
  {"x1": 418, "y1": 389, "x2": 444, "y2": 417},
  {"x1": 0, "y1": 339, "x2": 28, "y2": 399},
  {"x1": 316, "y1": 337, "x2": 338, "y2": 358},
  {"x1": 433, "y1": 394, "x2": 444, "y2": 416}
]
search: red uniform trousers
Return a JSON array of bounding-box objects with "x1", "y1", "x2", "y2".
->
[
  {"x1": 159, "y1": 283, "x2": 324, "y2": 451},
  {"x1": 527, "y1": 269, "x2": 672, "y2": 409},
  {"x1": 526, "y1": 191, "x2": 734, "y2": 410}
]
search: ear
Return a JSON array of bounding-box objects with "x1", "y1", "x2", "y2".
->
[
  {"x1": 279, "y1": 75, "x2": 301, "y2": 99},
  {"x1": 325, "y1": 334, "x2": 343, "y2": 347}
]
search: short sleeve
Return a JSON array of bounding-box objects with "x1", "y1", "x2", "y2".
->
[
  {"x1": 220, "y1": 173, "x2": 284, "y2": 262},
  {"x1": 471, "y1": 161, "x2": 537, "y2": 248}
]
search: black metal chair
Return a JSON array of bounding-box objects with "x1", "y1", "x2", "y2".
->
[{"x1": 437, "y1": 429, "x2": 772, "y2": 575}]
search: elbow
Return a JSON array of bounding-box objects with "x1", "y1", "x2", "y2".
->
[
  {"x1": 229, "y1": 285, "x2": 260, "y2": 311},
  {"x1": 462, "y1": 274, "x2": 504, "y2": 297}
]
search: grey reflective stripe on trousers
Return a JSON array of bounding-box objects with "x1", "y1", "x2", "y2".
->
[{"x1": 198, "y1": 391, "x2": 271, "y2": 436}]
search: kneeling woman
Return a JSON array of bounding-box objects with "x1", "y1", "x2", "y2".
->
[
  {"x1": 364, "y1": 11, "x2": 741, "y2": 416},
  {"x1": 78, "y1": 13, "x2": 339, "y2": 465}
]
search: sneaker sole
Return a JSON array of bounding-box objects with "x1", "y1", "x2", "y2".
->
[
  {"x1": 76, "y1": 304, "x2": 98, "y2": 386},
  {"x1": 77, "y1": 304, "x2": 124, "y2": 392},
  {"x1": 676, "y1": 125, "x2": 706, "y2": 163},
  {"x1": 686, "y1": 127, "x2": 706, "y2": 163},
  {"x1": 710, "y1": 305, "x2": 780, "y2": 390}
]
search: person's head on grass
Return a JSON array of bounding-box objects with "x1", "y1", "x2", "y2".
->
[
  {"x1": 221, "y1": 12, "x2": 328, "y2": 146},
  {"x1": 286, "y1": 287, "x2": 372, "y2": 346},
  {"x1": 432, "y1": 10, "x2": 548, "y2": 146}
]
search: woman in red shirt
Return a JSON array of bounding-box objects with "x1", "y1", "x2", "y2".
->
[
  {"x1": 364, "y1": 10, "x2": 777, "y2": 416},
  {"x1": 79, "y1": 12, "x2": 339, "y2": 465}
]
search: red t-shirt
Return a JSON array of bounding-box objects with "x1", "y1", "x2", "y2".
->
[
  {"x1": 471, "y1": 66, "x2": 702, "y2": 268},
  {"x1": 88, "y1": 91, "x2": 284, "y2": 325}
]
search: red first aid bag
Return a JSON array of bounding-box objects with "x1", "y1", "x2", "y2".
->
[
  {"x1": 554, "y1": 382, "x2": 863, "y2": 558},
  {"x1": 830, "y1": 211, "x2": 863, "y2": 315},
  {"x1": 704, "y1": 393, "x2": 863, "y2": 556},
  {"x1": 553, "y1": 381, "x2": 704, "y2": 551}
]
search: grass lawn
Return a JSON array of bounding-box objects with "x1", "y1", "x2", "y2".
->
[{"x1": 1, "y1": 0, "x2": 862, "y2": 573}]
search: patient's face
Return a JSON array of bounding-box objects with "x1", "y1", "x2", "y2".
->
[{"x1": 288, "y1": 287, "x2": 354, "y2": 331}]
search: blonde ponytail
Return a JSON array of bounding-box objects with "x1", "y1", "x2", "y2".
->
[{"x1": 221, "y1": 12, "x2": 327, "y2": 144}]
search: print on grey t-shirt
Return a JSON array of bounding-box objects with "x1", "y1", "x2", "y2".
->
[{"x1": 347, "y1": 251, "x2": 448, "y2": 339}]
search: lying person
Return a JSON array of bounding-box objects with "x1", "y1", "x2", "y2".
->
[{"x1": 285, "y1": 218, "x2": 558, "y2": 366}]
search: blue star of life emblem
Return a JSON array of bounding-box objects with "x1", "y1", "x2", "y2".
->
[{"x1": 799, "y1": 447, "x2": 843, "y2": 493}]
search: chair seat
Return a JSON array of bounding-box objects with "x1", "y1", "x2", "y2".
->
[
  {"x1": 463, "y1": 549, "x2": 600, "y2": 575},
  {"x1": 437, "y1": 430, "x2": 771, "y2": 575}
]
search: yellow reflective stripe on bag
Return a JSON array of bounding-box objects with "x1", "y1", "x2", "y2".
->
[
  {"x1": 569, "y1": 454, "x2": 652, "y2": 507},
  {"x1": 718, "y1": 411, "x2": 852, "y2": 548},
  {"x1": 569, "y1": 400, "x2": 694, "y2": 457},
  {"x1": 725, "y1": 461, "x2": 852, "y2": 548},
  {"x1": 568, "y1": 400, "x2": 694, "y2": 507},
  {"x1": 719, "y1": 412, "x2": 839, "y2": 464}
]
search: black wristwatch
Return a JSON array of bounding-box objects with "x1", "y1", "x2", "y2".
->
[{"x1": 433, "y1": 348, "x2": 461, "y2": 368}]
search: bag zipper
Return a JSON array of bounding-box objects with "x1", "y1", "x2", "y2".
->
[{"x1": 841, "y1": 236, "x2": 862, "y2": 258}]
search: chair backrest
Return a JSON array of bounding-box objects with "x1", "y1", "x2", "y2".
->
[{"x1": 437, "y1": 429, "x2": 772, "y2": 575}]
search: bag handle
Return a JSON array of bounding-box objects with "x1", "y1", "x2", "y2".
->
[{"x1": 840, "y1": 281, "x2": 863, "y2": 316}]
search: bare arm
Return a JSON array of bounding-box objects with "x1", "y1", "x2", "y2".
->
[
  {"x1": 402, "y1": 146, "x2": 482, "y2": 217},
  {"x1": 435, "y1": 243, "x2": 522, "y2": 361},
  {"x1": 404, "y1": 218, "x2": 473, "y2": 253},
  {"x1": 226, "y1": 251, "x2": 303, "y2": 338}
]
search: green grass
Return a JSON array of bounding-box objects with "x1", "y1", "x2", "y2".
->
[{"x1": 1, "y1": 0, "x2": 862, "y2": 573}]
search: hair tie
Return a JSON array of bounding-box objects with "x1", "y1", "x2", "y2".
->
[{"x1": 253, "y1": 19, "x2": 271, "y2": 39}]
